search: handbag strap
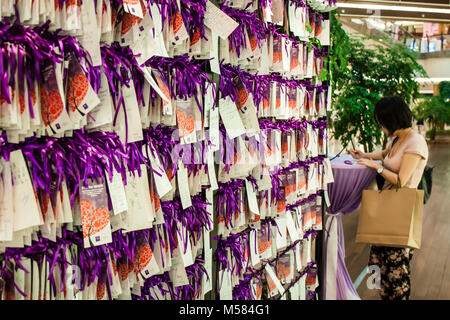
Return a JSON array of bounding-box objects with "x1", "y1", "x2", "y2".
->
[{"x1": 378, "y1": 175, "x2": 402, "y2": 193}]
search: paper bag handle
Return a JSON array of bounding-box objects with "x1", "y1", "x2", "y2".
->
[{"x1": 395, "y1": 175, "x2": 402, "y2": 192}]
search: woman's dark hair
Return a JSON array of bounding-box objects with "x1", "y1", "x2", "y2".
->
[{"x1": 374, "y1": 96, "x2": 412, "y2": 134}]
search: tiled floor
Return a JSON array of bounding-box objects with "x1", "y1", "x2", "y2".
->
[{"x1": 341, "y1": 143, "x2": 450, "y2": 300}]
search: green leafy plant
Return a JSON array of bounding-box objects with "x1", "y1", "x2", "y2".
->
[
  {"x1": 329, "y1": 11, "x2": 428, "y2": 152},
  {"x1": 413, "y1": 81, "x2": 450, "y2": 140}
]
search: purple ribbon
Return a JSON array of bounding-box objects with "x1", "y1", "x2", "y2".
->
[
  {"x1": 220, "y1": 62, "x2": 329, "y2": 110},
  {"x1": 217, "y1": 179, "x2": 245, "y2": 229},
  {"x1": 231, "y1": 227, "x2": 320, "y2": 300},
  {"x1": 219, "y1": 5, "x2": 268, "y2": 58},
  {"x1": 144, "y1": 54, "x2": 214, "y2": 113},
  {"x1": 135, "y1": 258, "x2": 208, "y2": 300}
]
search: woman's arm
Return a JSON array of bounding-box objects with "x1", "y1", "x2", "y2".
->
[
  {"x1": 388, "y1": 153, "x2": 422, "y2": 187},
  {"x1": 364, "y1": 149, "x2": 386, "y2": 161},
  {"x1": 357, "y1": 153, "x2": 422, "y2": 187},
  {"x1": 350, "y1": 148, "x2": 388, "y2": 160}
]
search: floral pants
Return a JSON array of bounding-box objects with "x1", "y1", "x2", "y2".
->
[{"x1": 368, "y1": 246, "x2": 414, "y2": 300}]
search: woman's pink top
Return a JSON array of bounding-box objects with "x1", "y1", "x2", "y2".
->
[{"x1": 382, "y1": 131, "x2": 429, "y2": 190}]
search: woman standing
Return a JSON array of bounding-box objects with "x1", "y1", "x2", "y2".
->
[{"x1": 350, "y1": 96, "x2": 429, "y2": 300}]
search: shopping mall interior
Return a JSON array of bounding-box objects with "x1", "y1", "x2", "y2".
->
[{"x1": 331, "y1": 0, "x2": 450, "y2": 300}]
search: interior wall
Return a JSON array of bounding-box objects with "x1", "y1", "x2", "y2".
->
[{"x1": 417, "y1": 57, "x2": 450, "y2": 79}]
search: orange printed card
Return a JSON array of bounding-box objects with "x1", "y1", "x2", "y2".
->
[
  {"x1": 133, "y1": 236, "x2": 161, "y2": 280},
  {"x1": 79, "y1": 180, "x2": 112, "y2": 248}
]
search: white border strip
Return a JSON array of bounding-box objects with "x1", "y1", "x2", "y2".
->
[{"x1": 337, "y1": 3, "x2": 450, "y2": 14}]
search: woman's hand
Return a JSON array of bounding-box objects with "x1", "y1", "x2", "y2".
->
[
  {"x1": 349, "y1": 149, "x2": 365, "y2": 159},
  {"x1": 357, "y1": 158, "x2": 382, "y2": 170}
]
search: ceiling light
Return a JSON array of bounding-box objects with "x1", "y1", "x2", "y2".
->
[
  {"x1": 394, "y1": 21, "x2": 421, "y2": 26},
  {"x1": 337, "y1": 3, "x2": 450, "y2": 14},
  {"x1": 366, "y1": 18, "x2": 386, "y2": 30},
  {"x1": 351, "y1": 18, "x2": 364, "y2": 24}
]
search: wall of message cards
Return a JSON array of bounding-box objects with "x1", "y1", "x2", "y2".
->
[{"x1": 0, "y1": 0, "x2": 336, "y2": 300}]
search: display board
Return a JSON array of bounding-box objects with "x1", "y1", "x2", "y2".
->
[{"x1": 0, "y1": 0, "x2": 336, "y2": 300}]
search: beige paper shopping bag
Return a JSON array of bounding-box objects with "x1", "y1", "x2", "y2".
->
[{"x1": 356, "y1": 187, "x2": 424, "y2": 249}]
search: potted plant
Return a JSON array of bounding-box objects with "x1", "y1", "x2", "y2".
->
[
  {"x1": 413, "y1": 81, "x2": 450, "y2": 142},
  {"x1": 329, "y1": 11, "x2": 428, "y2": 152}
]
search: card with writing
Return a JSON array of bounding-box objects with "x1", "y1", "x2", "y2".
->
[
  {"x1": 264, "y1": 263, "x2": 285, "y2": 297},
  {"x1": 104, "y1": 168, "x2": 128, "y2": 216},
  {"x1": 323, "y1": 158, "x2": 334, "y2": 185},
  {"x1": 308, "y1": 163, "x2": 318, "y2": 194},
  {"x1": 115, "y1": 80, "x2": 143, "y2": 144},
  {"x1": 79, "y1": 0, "x2": 101, "y2": 66},
  {"x1": 303, "y1": 202, "x2": 312, "y2": 232},
  {"x1": 148, "y1": 172, "x2": 164, "y2": 225},
  {"x1": 0, "y1": 160, "x2": 14, "y2": 241},
  {"x1": 86, "y1": 69, "x2": 113, "y2": 129},
  {"x1": 271, "y1": 0, "x2": 285, "y2": 25},
  {"x1": 147, "y1": 144, "x2": 172, "y2": 198},
  {"x1": 177, "y1": 161, "x2": 192, "y2": 210},
  {"x1": 295, "y1": 242, "x2": 303, "y2": 272},
  {"x1": 286, "y1": 210, "x2": 300, "y2": 243},
  {"x1": 10, "y1": 150, "x2": 42, "y2": 232},
  {"x1": 202, "y1": 245, "x2": 213, "y2": 295},
  {"x1": 219, "y1": 97, "x2": 246, "y2": 140},
  {"x1": 204, "y1": 1, "x2": 239, "y2": 40},
  {"x1": 39, "y1": 187, "x2": 57, "y2": 243},
  {"x1": 294, "y1": 206, "x2": 304, "y2": 238},
  {"x1": 299, "y1": 275, "x2": 307, "y2": 300},
  {"x1": 248, "y1": 229, "x2": 260, "y2": 267},
  {"x1": 218, "y1": 268, "x2": 233, "y2": 300},
  {"x1": 175, "y1": 222, "x2": 194, "y2": 268},
  {"x1": 275, "y1": 216, "x2": 287, "y2": 249},
  {"x1": 302, "y1": 236, "x2": 312, "y2": 267},
  {"x1": 282, "y1": 39, "x2": 291, "y2": 73},
  {"x1": 313, "y1": 197, "x2": 323, "y2": 231},
  {"x1": 310, "y1": 199, "x2": 317, "y2": 228},
  {"x1": 123, "y1": 165, "x2": 154, "y2": 232},
  {"x1": 169, "y1": 244, "x2": 190, "y2": 288},
  {"x1": 286, "y1": 170, "x2": 297, "y2": 205}
]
